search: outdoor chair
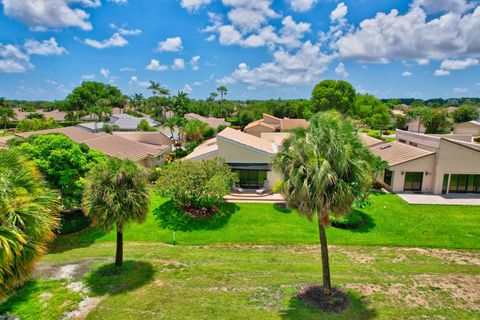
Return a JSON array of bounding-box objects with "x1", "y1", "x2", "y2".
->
[
  {"x1": 232, "y1": 183, "x2": 244, "y2": 193},
  {"x1": 256, "y1": 180, "x2": 269, "y2": 195}
]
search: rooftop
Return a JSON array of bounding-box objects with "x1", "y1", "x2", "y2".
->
[
  {"x1": 185, "y1": 113, "x2": 230, "y2": 129},
  {"x1": 370, "y1": 141, "x2": 435, "y2": 166},
  {"x1": 217, "y1": 127, "x2": 276, "y2": 155},
  {"x1": 359, "y1": 133, "x2": 383, "y2": 147}
]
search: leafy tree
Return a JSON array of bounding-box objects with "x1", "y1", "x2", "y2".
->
[
  {"x1": 208, "y1": 92, "x2": 218, "y2": 101},
  {"x1": 0, "y1": 100, "x2": 15, "y2": 135},
  {"x1": 148, "y1": 81, "x2": 170, "y2": 97},
  {"x1": 274, "y1": 111, "x2": 373, "y2": 295},
  {"x1": 0, "y1": 150, "x2": 59, "y2": 301},
  {"x1": 311, "y1": 80, "x2": 356, "y2": 114},
  {"x1": 129, "y1": 93, "x2": 144, "y2": 111},
  {"x1": 137, "y1": 119, "x2": 156, "y2": 132},
  {"x1": 83, "y1": 158, "x2": 150, "y2": 266},
  {"x1": 170, "y1": 91, "x2": 190, "y2": 117},
  {"x1": 182, "y1": 119, "x2": 210, "y2": 142},
  {"x1": 217, "y1": 86, "x2": 228, "y2": 100},
  {"x1": 16, "y1": 117, "x2": 59, "y2": 132},
  {"x1": 452, "y1": 105, "x2": 479, "y2": 123},
  {"x1": 394, "y1": 114, "x2": 408, "y2": 130},
  {"x1": 353, "y1": 94, "x2": 391, "y2": 136},
  {"x1": 155, "y1": 158, "x2": 236, "y2": 215},
  {"x1": 12, "y1": 134, "x2": 106, "y2": 208},
  {"x1": 237, "y1": 109, "x2": 256, "y2": 128},
  {"x1": 423, "y1": 109, "x2": 449, "y2": 134},
  {"x1": 25, "y1": 113, "x2": 45, "y2": 120}
]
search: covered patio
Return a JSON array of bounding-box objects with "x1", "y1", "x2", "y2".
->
[{"x1": 397, "y1": 192, "x2": 480, "y2": 205}]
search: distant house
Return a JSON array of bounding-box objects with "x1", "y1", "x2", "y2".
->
[
  {"x1": 406, "y1": 116, "x2": 426, "y2": 133},
  {"x1": 15, "y1": 127, "x2": 172, "y2": 168},
  {"x1": 185, "y1": 113, "x2": 230, "y2": 129},
  {"x1": 14, "y1": 108, "x2": 67, "y2": 121},
  {"x1": 244, "y1": 114, "x2": 309, "y2": 137},
  {"x1": 77, "y1": 113, "x2": 159, "y2": 133},
  {"x1": 453, "y1": 121, "x2": 480, "y2": 136}
]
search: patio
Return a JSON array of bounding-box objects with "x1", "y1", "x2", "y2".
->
[
  {"x1": 397, "y1": 192, "x2": 480, "y2": 205},
  {"x1": 224, "y1": 191, "x2": 285, "y2": 203}
]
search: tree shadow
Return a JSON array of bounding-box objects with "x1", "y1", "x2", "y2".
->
[
  {"x1": 273, "y1": 202, "x2": 292, "y2": 214},
  {"x1": 0, "y1": 280, "x2": 41, "y2": 314},
  {"x1": 349, "y1": 212, "x2": 376, "y2": 233},
  {"x1": 84, "y1": 260, "x2": 155, "y2": 296},
  {"x1": 153, "y1": 200, "x2": 238, "y2": 232},
  {"x1": 279, "y1": 290, "x2": 377, "y2": 320},
  {"x1": 48, "y1": 227, "x2": 106, "y2": 254}
]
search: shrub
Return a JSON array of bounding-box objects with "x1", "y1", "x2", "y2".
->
[
  {"x1": 58, "y1": 208, "x2": 90, "y2": 234},
  {"x1": 155, "y1": 158, "x2": 236, "y2": 217},
  {"x1": 330, "y1": 210, "x2": 366, "y2": 229},
  {"x1": 203, "y1": 126, "x2": 215, "y2": 139},
  {"x1": 272, "y1": 180, "x2": 283, "y2": 193},
  {"x1": 217, "y1": 124, "x2": 228, "y2": 132}
]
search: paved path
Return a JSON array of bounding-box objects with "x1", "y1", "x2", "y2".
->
[
  {"x1": 397, "y1": 192, "x2": 480, "y2": 205},
  {"x1": 224, "y1": 193, "x2": 285, "y2": 203}
]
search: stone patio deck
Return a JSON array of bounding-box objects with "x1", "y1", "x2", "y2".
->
[
  {"x1": 224, "y1": 192, "x2": 285, "y2": 203},
  {"x1": 397, "y1": 192, "x2": 480, "y2": 205}
]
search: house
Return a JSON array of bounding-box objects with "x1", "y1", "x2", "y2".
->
[
  {"x1": 359, "y1": 133, "x2": 383, "y2": 148},
  {"x1": 14, "y1": 127, "x2": 172, "y2": 168},
  {"x1": 186, "y1": 128, "x2": 280, "y2": 189},
  {"x1": 244, "y1": 114, "x2": 309, "y2": 137},
  {"x1": 185, "y1": 113, "x2": 230, "y2": 129},
  {"x1": 453, "y1": 120, "x2": 480, "y2": 136},
  {"x1": 406, "y1": 116, "x2": 426, "y2": 133},
  {"x1": 14, "y1": 108, "x2": 67, "y2": 121},
  {"x1": 372, "y1": 130, "x2": 480, "y2": 194},
  {"x1": 77, "y1": 113, "x2": 159, "y2": 133}
]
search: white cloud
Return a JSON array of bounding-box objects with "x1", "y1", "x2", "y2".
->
[
  {"x1": 109, "y1": 0, "x2": 128, "y2": 4},
  {"x1": 181, "y1": 0, "x2": 211, "y2": 12},
  {"x1": 172, "y1": 58, "x2": 185, "y2": 70},
  {"x1": 85, "y1": 33, "x2": 128, "y2": 49},
  {"x1": 218, "y1": 41, "x2": 332, "y2": 85},
  {"x1": 412, "y1": 0, "x2": 477, "y2": 14},
  {"x1": 453, "y1": 87, "x2": 468, "y2": 93},
  {"x1": 119, "y1": 67, "x2": 135, "y2": 72},
  {"x1": 206, "y1": 34, "x2": 216, "y2": 42},
  {"x1": 434, "y1": 69, "x2": 451, "y2": 76},
  {"x1": 183, "y1": 84, "x2": 193, "y2": 93},
  {"x1": 24, "y1": 38, "x2": 67, "y2": 56},
  {"x1": 129, "y1": 76, "x2": 150, "y2": 88},
  {"x1": 335, "y1": 62, "x2": 349, "y2": 77},
  {"x1": 336, "y1": 6, "x2": 480, "y2": 62},
  {"x1": 289, "y1": 0, "x2": 318, "y2": 12},
  {"x1": 402, "y1": 71, "x2": 413, "y2": 77},
  {"x1": 440, "y1": 58, "x2": 479, "y2": 70},
  {"x1": 100, "y1": 68, "x2": 110, "y2": 78},
  {"x1": 156, "y1": 37, "x2": 183, "y2": 52},
  {"x1": 117, "y1": 27, "x2": 142, "y2": 36},
  {"x1": 330, "y1": 2, "x2": 348, "y2": 22},
  {"x1": 190, "y1": 56, "x2": 201, "y2": 70},
  {"x1": 145, "y1": 59, "x2": 168, "y2": 71},
  {"x1": 0, "y1": 44, "x2": 33, "y2": 73},
  {"x1": 1, "y1": 0, "x2": 97, "y2": 31},
  {"x1": 81, "y1": 73, "x2": 95, "y2": 79},
  {"x1": 416, "y1": 58, "x2": 430, "y2": 65}
]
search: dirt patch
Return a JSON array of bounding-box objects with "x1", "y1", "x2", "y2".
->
[
  {"x1": 34, "y1": 259, "x2": 102, "y2": 280},
  {"x1": 62, "y1": 297, "x2": 104, "y2": 320},
  {"x1": 344, "y1": 283, "x2": 382, "y2": 297},
  {"x1": 399, "y1": 248, "x2": 480, "y2": 265},
  {"x1": 293, "y1": 285, "x2": 349, "y2": 313},
  {"x1": 154, "y1": 280, "x2": 165, "y2": 287}
]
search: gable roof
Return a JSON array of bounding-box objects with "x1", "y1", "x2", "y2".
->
[
  {"x1": 244, "y1": 114, "x2": 309, "y2": 131},
  {"x1": 443, "y1": 138, "x2": 480, "y2": 152},
  {"x1": 184, "y1": 138, "x2": 218, "y2": 160},
  {"x1": 359, "y1": 133, "x2": 383, "y2": 147},
  {"x1": 370, "y1": 141, "x2": 435, "y2": 166},
  {"x1": 280, "y1": 118, "x2": 309, "y2": 130},
  {"x1": 244, "y1": 119, "x2": 276, "y2": 130},
  {"x1": 185, "y1": 113, "x2": 230, "y2": 128},
  {"x1": 217, "y1": 127, "x2": 276, "y2": 155}
]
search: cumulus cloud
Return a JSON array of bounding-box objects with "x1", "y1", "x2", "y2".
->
[
  {"x1": 172, "y1": 58, "x2": 186, "y2": 70},
  {"x1": 412, "y1": 0, "x2": 477, "y2": 14},
  {"x1": 145, "y1": 59, "x2": 168, "y2": 71},
  {"x1": 129, "y1": 76, "x2": 150, "y2": 88},
  {"x1": 335, "y1": 62, "x2": 349, "y2": 77},
  {"x1": 183, "y1": 84, "x2": 193, "y2": 93},
  {"x1": 100, "y1": 68, "x2": 110, "y2": 78},
  {"x1": 181, "y1": 0, "x2": 212, "y2": 12},
  {"x1": 440, "y1": 58, "x2": 479, "y2": 70},
  {"x1": 434, "y1": 69, "x2": 451, "y2": 76},
  {"x1": 0, "y1": 43, "x2": 34, "y2": 73},
  {"x1": 81, "y1": 73, "x2": 95, "y2": 79},
  {"x1": 109, "y1": 0, "x2": 128, "y2": 4},
  {"x1": 84, "y1": 33, "x2": 128, "y2": 49},
  {"x1": 218, "y1": 41, "x2": 332, "y2": 86},
  {"x1": 24, "y1": 38, "x2": 67, "y2": 56},
  {"x1": 453, "y1": 87, "x2": 468, "y2": 93},
  {"x1": 402, "y1": 71, "x2": 413, "y2": 76},
  {"x1": 156, "y1": 37, "x2": 183, "y2": 52},
  {"x1": 289, "y1": 0, "x2": 318, "y2": 12},
  {"x1": 190, "y1": 56, "x2": 201, "y2": 70},
  {"x1": 330, "y1": 2, "x2": 348, "y2": 22},
  {"x1": 1, "y1": 0, "x2": 98, "y2": 31},
  {"x1": 117, "y1": 27, "x2": 142, "y2": 36}
]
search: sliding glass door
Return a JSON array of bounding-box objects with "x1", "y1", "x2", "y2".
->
[
  {"x1": 447, "y1": 174, "x2": 480, "y2": 193},
  {"x1": 232, "y1": 170, "x2": 267, "y2": 188},
  {"x1": 404, "y1": 172, "x2": 423, "y2": 192}
]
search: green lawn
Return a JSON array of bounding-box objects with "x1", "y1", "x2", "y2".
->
[
  {"x1": 56, "y1": 192, "x2": 480, "y2": 250},
  {"x1": 1, "y1": 243, "x2": 479, "y2": 319}
]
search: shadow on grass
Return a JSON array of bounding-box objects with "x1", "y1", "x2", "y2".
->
[
  {"x1": 273, "y1": 202, "x2": 292, "y2": 214},
  {"x1": 350, "y1": 212, "x2": 376, "y2": 233},
  {"x1": 153, "y1": 200, "x2": 239, "y2": 232},
  {"x1": 49, "y1": 227, "x2": 106, "y2": 254},
  {"x1": 280, "y1": 290, "x2": 377, "y2": 320},
  {"x1": 0, "y1": 280, "x2": 41, "y2": 314},
  {"x1": 84, "y1": 260, "x2": 155, "y2": 296}
]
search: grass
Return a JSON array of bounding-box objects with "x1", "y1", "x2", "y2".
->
[
  {"x1": 55, "y1": 192, "x2": 480, "y2": 250},
  {"x1": 2, "y1": 243, "x2": 479, "y2": 319}
]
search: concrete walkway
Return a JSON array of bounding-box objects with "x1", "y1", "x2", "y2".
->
[
  {"x1": 224, "y1": 193, "x2": 285, "y2": 203},
  {"x1": 397, "y1": 192, "x2": 480, "y2": 205}
]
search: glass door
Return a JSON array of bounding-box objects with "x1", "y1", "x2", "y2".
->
[{"x1": 404, "y1": 172, "x2": 423, "y2": 192}]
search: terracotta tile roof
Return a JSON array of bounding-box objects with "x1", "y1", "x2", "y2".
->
[
  {"x1": 14, "y1": 108, "x2": 66, "y2": 121},
  {"x1": 185, "y1": 138, "x2": 218, "y2": 160},
  {"x1": 359, "y1": 133, "x2": 383, "y2": 147},
  {"x1": 185, "y1": 113, "x2": 230, "y2": 129},
  {"x1": 280, "y1": 118, "x2": 309, "y2": 130},
  {"x1": 217, "y1": 127, "x2": 276, "y2": 154},
  {"x1": 15, "y1": 127, "x2": 107, "y2": 142},
  {"x1": 370, "y1": 141, "x2": 435, "y2": 166},
  {"x1": 244, "y1": 120, "x2": 277, "y2": 130},
  {"x1": 244, "y1": 114, "x2": 309, "y2": 131}
]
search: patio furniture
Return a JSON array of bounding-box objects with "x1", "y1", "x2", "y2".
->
[
  {"x1": 256, "y1": 180, "x2": 269, "y2": 195},
  {"x1": 232, "y1": 183, "x2": 244, "y2": 193}
]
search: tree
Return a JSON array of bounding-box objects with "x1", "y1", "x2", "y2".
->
[
  {"x1": 0, "y1": 150, "x2": 59, "y2": 301},
  {"x1": 311, "y1": 80, "x2": 356, "y2": 114},
  {"x1": 217, "y1": 86, "x2": 228, "y2": 100},
  {"x1": 423, "y1": 109, "x2": 449, "y2": 134},
  {"x1": 83, "y1": 158, "x2": 150, "y2": 266},
  {"x1": 274, "y1": 111, "x2": 373, "y2": 295},
  {"x1": 0, "y1": 100, "x2": 15, "y2": 135},
  {"x1": 16, "y1": 117, "x2": 59, "y2": 132},
  {"x1": 394, "y1": 114, "x2": 408, "y2": 130},
  {"x1": 148, "y1": 81, "x2": 170, "y2": 97},
  {"x1": 137, "y1": 119, "x2": 156, "y2": 132},
  {"x1": 182, "y1": 119, "x2": 209, "y2": 142},
  {"x1": 12, "y1": 134, "x2": 106, "y2": 208},
  {"x1": 452, "y1": 105, "x2": 479, "y2": 123},
  {"x1": 170, "y1": 91, "x2": 190, "y2": 117},
  {"x1": 208, "y1": 92, "x2": 218, "y2": 102},
  {"x1": 129, "y1": 93, "x2": 144, "y2": 111}
]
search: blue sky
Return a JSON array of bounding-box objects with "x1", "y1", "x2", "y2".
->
[{"x1": 0, "y1": 0, "x2": 479, "y2": 101}]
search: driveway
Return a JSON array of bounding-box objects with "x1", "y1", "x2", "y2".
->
[{"x1": 397, "y1": 192, "x2": 480, "y2": 205}]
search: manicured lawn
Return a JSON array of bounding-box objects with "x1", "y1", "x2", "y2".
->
[
  {"x1": 1, "y1": 243, "x2": 479, "y2": 319},
  {"x1": 55, "y1": 192, "x2": 480, "y2": 250}
]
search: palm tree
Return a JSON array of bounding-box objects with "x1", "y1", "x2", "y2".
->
[
  {"x1": 274, "y1": 111, "x2": 373, "y2": 295},
  {"x1": 0, "y1": 150, "x2": 59, "y2": 301},
  {"x1": 83, "y1": 158, "x2": 150, "y2": 266},
  {"x1": 0, "y1": 99, "x2": 15, "y2": 135},
  {"x1": 209, "y1": 92, "x2": 218, "y2": 102},
  {"x1": 217, "y1": 86, "x2": 228, "y2": 100},
  {"x1": 130, "y1": 93, "x2": 144, "y2": 111},
  {"x1": 148, "y1": 81, "x2": 170, "y2": 97}
]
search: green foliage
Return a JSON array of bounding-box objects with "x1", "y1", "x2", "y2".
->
[
  {"x1": 0, "y1": 105, "x2": 16, "y2": 134},
  {"x1": 58, "y1": 208, "x2": 90, "y2": 234},
  {"x1": 272, "y1": 180, "x2": 283, "y2": 193},
  {"x1": 16, "y1": 117, "x2": 59, "y2": 132},
  {"x1": 353, "y1": 94, "x2": 392, "y2": 129},
  {"x1": 330, "y1": 210, "x2": 367, "y2": 229},
  {"x1": 155, "y1": 158, "x2": 236, "y2": 213},
  {"x1": 25, "y1": 113, "x2": 45, "y2": 120},
  {"x1": 12, "y1": 134, "x2": 106, "y2": 208},
  {"x1": 394, "y1": 114, "x2": 408, "y2": 129},
  {"x1": 311, "y1": 80, "x2": 356, "y2": 114},
  {"x1": 125, "y1": 109, "x2": 144, "y2": 118},
  {"x1": 0, "y1": 150, "x2": 59, "y2": 301},
  {"x1": 202, "y1": 126, "x2": 215, "y2": 139},
  {"x1": 217, "y1": 124, "x2": 228, "y2": 132},
  {"x1": 452, "y1": 105, "x2": 479, "y2": 123},
  {"x1": 182, "y1": 119, "x2": 210, "y2": 142},
  {"x1": 137, "y1": 119, "x2": 157, "y2": 132},
  {"x1": 237, "y1": 109, "x2": 257, "y2": 128}
]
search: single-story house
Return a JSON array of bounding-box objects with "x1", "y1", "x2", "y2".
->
[
  {"x1": 185, "y1": 113, "x2": 230, "y2": 129},
  {"x1": 244, "y1": 114, "x2": 309, "y2": 137},
  {"x1": 453, "y1": 120, "x2": 480, "y2": 136},
  {"x1": 77, "y1": 113, "x2": 159, "y2": 133},
  {"x1": 14, "y1": 108, "x2": 67, "y2": 121},
  {"x1": 14, "y1": 127, "x2": 172, "y2": 168}
]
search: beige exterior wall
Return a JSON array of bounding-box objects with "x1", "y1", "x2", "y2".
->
[
  {"x1": 407, "y1": 117, "x2": 426, "y2": 133},
  {"x1": 453, "y1": 123, "x2": 480, "y2": 135},
  {"x1": 387, "y1": 155, "x2": 436, "y2": 192},
  {"x1": 245, "y1": 124, "x2": 275, "y2": 137}
]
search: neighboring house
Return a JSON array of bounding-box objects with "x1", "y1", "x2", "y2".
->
[
  {"x1": 372, "y1": 130, "x2": 480, "y2": 194},
  {"x1": 453, "y1": 120, "x2": 480, "y2": 136},
  {"x1": 186, "y1": 128, "x2": 280, "y2": 189},
  {"x1": 359, "y1": 133, "x2": 383, "y2": 148},
  {"x1": 77, "y1": 113, "x2": 159, "y2": 133},
  {"x1": 14, "y1": 108, "x2": 67, "y2": 121},
  {"x1": 406, "y1": 116, "x2": 426, "y2": 133},
  {"x1": 185, "y1": 113, "x2": 230, "y2": 129},
  {"x1": 244, "y1": 114, "x2": 309, "y2": 137},
  {"x1": 15, "y1": 127, "x2": 172, "y2": 168}
]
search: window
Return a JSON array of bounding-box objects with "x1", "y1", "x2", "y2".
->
[
  {"x1": 442, "y1": 174, "x2": 449, "y2": 194},
  {"x1": 409, "y1": 142, "x2": 418, "y2": 147},
  {"x1": 384, "y1": 169, "x2": 393, "y2": 186},
  {"x1": 404, "y1": 172, "x2": 423, "y2": 192},
  {"x1": 399, "y1": 139, "x2": 406, "y2": 144},
  {"x1": 447, "y1": 174, "x2": 480, "y2": 193},
  {"x1": 232, "y1": 170, "x2": 267, "y2": 188}
]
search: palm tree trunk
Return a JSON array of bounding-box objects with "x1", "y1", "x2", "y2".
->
[
  {"x1": 115, "y1": 223, "x2": 123, "y2": 267},
  {"x1": 3, "y1": 122, "x2": 6, "y2": 136},
  {"x1": 318, "y1": 216, "x2": 332, "y2": 295}
]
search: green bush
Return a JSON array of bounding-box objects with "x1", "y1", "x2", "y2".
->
[
  {"x1": 58, "y1": 208, "x2": 90, "y2": 234},
  {"x1": 203, "y1": 126, "x2": 215, "y2": 139},
  {"x1": 330, "y1": 210, "x2": 366, "y2": 230}
]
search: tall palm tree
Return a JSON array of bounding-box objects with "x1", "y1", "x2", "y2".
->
[
  {"x1": 274, "y1": 111, "x2": 373, "y2": 295},
  {"x1": 217, "y1": 86, "x2": 228, "y2": 100},
  {"x1": 209, "y1": 92, "x2": 218, "y2": 102},
  {"x1": 0, "y1": 150, "x2": 59, "y2": 301},
  {"x1": 0, "y1": 99, "x2": 15, "y2": 135},
  {"x1": 83, "y1": 158, "x2": 150, "y2": 266},
  {"x1": 148, "y1": 81, "x2": 170, "y2": 97}
]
